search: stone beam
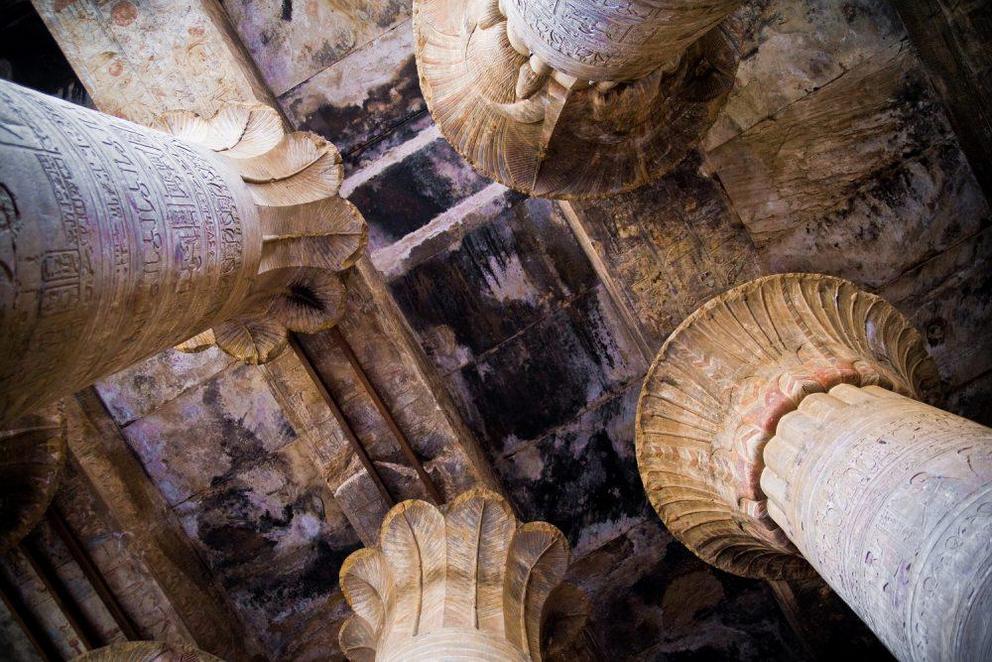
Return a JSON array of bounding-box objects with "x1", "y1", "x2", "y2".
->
[{"x1": 67, "y1": 388, "x2": 257, "y2": 659}]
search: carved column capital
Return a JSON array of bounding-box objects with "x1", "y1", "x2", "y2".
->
[
  {"x1": 635, "y1": 273, "x2": 938, "y2": 579},
  {"x1": 413, "y1": 0, "x2": 746, "y2": 198},
  {"x1": 339, "y1": 489, "x2": 586, "y2": 661},
  {"x1": 157, "y1": 104, "x2": 368, "y2": 365},
  {"x1": 0, "y1": 80, "x2": 368, "y2": 423}
]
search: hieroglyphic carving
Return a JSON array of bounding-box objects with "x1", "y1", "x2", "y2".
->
[
  {"x1": 0, "y1": 80, "x2": 368, "y2": 422},
  {"x1": 635, "y1": 274, "x2": 937, "y2": 579},
  {"x1": 503, "y1": 0, "x2": 741, "y2": 81},
  {"x1": 637, "y1": 273, "x2": 992, "y2": 659},
  {"x1": 159, "y1": 106, "x2": 367, "y2": 365},
  {"x1": 0, "y1": 79, "x2": 259, "y2": 423},
  {"x1": 414, "y1": 0, "x2": 745, "y2": 198},
  {"x1": 339, "y1": 489, "x2": 587, "y2": 661},
  {"x1": 762, "y1": 385, "x2": 992, "y2": 661}
]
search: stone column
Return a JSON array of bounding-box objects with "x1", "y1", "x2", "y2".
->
[
  {"x1": 635, "y1": 273, "x2": 992, "y2": 661},
  {"x1": 414, "y1": 0, "x2": 746, "y2": 198},
  {"x1": 339, "y1": 489, "x2": 587, "y2": 661},
  {"x1": 0, "y1": 79, "x2": 366, "y2": 423}
]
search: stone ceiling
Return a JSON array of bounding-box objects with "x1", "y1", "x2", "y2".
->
[{"x1": 0, "y1": 0, "x2": 989, "y2": 660}]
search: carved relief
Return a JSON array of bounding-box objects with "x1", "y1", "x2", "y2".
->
[
  {"x1": 413, "y1": 0, "x2": 745, "y2": 198},
  {"x1": 339, "y1": 489, "x2": 586, "y2": 661},
  {"x1": 635, "y1": 273, "x2": 937, "y2": 579},
  {"x1": 638, "y1": 273, "x2": 992, "y2": 659},
  {"x1": 762, "y1": 384, "x2": 992, "y2": 661},
  {"x1": 0, "y1": 80, "x2": 367, "y2": 422},
  {"x1": 75, "y1": 641, "x2": 222, "y2": 661},
  {"x1": 158, "y1": 105, "x2": 367, "y2": 365}
]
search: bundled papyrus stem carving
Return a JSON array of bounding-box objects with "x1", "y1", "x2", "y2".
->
[
  {"x1": 636, "y1": 273, "x2": 992, "y2": 660},
  {"x1": 339, "y1": 489, "x2": 587, "y2": 661}
]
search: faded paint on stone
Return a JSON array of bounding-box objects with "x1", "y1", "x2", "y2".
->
[
  {"x1": 96, "y1": 347, "x2": 234, "y2": 426},
  {"x1": 222, "y1": 0, "x2": 409, "y2": 96},
  {"x1": 121, "y1": 363, "x2": 299, "y2": 506},
  {"x1": 280, "y1": 20, "x2": 425, "y2": 167}
]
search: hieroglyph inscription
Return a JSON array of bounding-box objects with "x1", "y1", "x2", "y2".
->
[{"x1": 0, "y1": 80, "x2": 258, "y2": 422}]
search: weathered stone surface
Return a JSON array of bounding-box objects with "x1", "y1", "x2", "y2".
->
[
  {"x1": 448, "y1": 285, "x2": 644, "y2": 457},
  {"x1": 175, "y1": 444, "x2": 361, "y2": 659},
  {"x1": 569, "y1": 150, "x2": 763, "y2": 349},
  {"x1": 95, "y1": 348, "x2": 233, "y2": 426},
  {"x1": 280, "y1": 21, "x2": 426, "y2": 167},
  {"x1": 222, "y1": 0, "x2": 409, "y2": 96},
  {"x1": 64, "y1": 391, "x2": 256, "y2": 658},
  {"x1": 497, "y1": 386, "x2": 647, "y2": 556},
  {"x1": 121, "y1": 364, "x2": 299, "y2": 506},
  {"x1": 567, "y1": 518, "x2": 801, "y2": 660},
  {"x1": 880, "y1": 227, "x2": 992, "y2": 403},
  {"x1": 763, "y1": 385, "x2": 992, "y2": 660},
  {"x1": 33, "y1": 0, "x2": 278, "y2": 124},
  {"x1": 389, "y1": 195, "x2": 598, "y2": 373},
  {"x1": 893, "y1": 0, "x2": 992, "y2": 199},
  {"x1": 705, "y1": 0, "x2": 905, "y2": 149},
  {"x1": 707, "y1": 44, "x2": 989, "y2": 274},
  {"x1": 348, "y1": 136, "x2": 491, "y2": 248}
]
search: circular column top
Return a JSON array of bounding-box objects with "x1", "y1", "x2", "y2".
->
[{"x1": 635, "y1": 273, "x2": 938, "y2": 579}]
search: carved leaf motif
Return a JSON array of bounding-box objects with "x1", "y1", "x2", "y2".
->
[
  {"x1": 443, "y1": 489, "x2": 516, "y2": 631},
  {"x1": 212, "y1": 317, "x2": 288, "y2": 365},
  {"x1": 635, "y1": 273, "x2": 938, "y2": 579},
  {"x1": 157, "y1": 102, "x2": 367, "y2": 365},
  {"x1": 339, "y1": 489, "x2": 584, "y2": 660},
  {"x1": 503, "y1": 522, "x2": 570, "y2": 661}
]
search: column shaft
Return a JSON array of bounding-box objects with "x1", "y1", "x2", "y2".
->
[
  {"x1": 0, "y1": 79, "x2": 260, "y2": 422},
  {"x1": 503, "y1": 0, "x2": 742, "y2": 81},
  {"x1": 762, "y1": 384, "x2": 992, "y2": 661}
]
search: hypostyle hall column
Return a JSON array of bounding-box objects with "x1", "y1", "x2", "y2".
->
[
  {"x1": 635, "y1": 273, "x2": 992, "y2": 661},
  {"x1": 414, "y1": 0, "x2": 746, "y2": 198},
  {"x1": 0, "y1": 79, "x2": 367, "y2": 424},
  {"x1": 338, "y1": 489, "x2": 587, "y2": 661}
]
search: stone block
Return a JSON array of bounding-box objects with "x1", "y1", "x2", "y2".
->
[{"x1": 120, "y1": 363, "x2": 299, "y2": 506}]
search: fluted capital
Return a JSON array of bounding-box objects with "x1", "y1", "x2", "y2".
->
[
  {"x1": 413, "y1": 0, "x2": 743, "y2": 199},
  {"x1": 339, "y1": 489, "x2": 585, "y2": 661},
  {"x1": 161, "y1": 104, "x2": 368, "y2": 364},
  {"x1": 635, "y1": 274, "x2": 938, "y2": 579}
]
